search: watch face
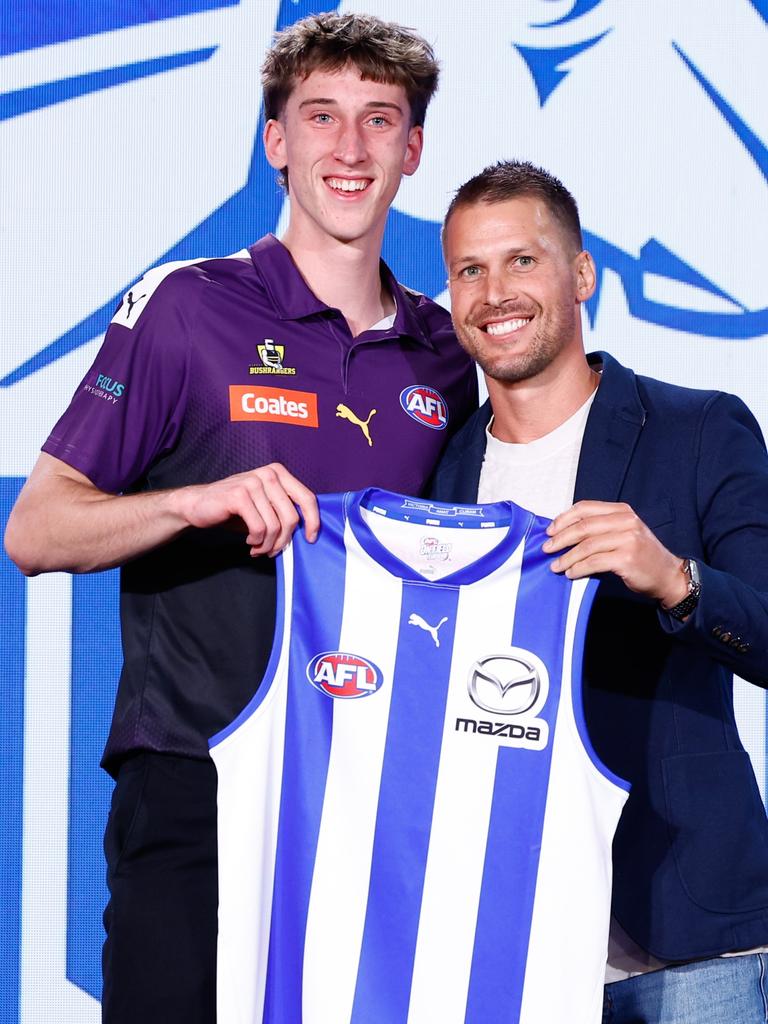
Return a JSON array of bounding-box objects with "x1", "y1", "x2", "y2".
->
[{"x1": 686, "y1": 558, "x2": 701, "y2": 588}]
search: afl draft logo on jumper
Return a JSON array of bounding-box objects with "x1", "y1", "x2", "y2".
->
[
  {"x1": 307, "y1": 652, "x2": 383, "y2": 699},
  {"x1": 400, "y1": 385, "x2": 448, "y2": 430},
  {"x1": 468, "y1": 651, "x2": 547, "y2": 716}
]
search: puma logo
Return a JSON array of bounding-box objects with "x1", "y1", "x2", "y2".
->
[
  {"x1": 125, "y1": 290, "x2": 147, "y2": 319},
  {"x1": 336, "y1": 403, "x2": 376, "y2": 446},
  {"x1": 408, "y1": 613, "x2": 448, "y2": 648}
]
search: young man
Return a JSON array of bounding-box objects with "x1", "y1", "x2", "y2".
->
[
  {"x1": 4, "y1": 13, "x2": 475, "y2": 1022},
  {"x1": 433, "y1": 160, "x2": 768, "y2": 1024}
]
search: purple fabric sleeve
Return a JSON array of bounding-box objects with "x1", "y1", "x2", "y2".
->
[{"x1": 42, "y1": 274, "x2": 194, "y2": 493}]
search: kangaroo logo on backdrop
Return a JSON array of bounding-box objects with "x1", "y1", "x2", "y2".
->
[
  {"x1": 307, "y1": 652, "x2": 383, "y2": 699},
  {"x1": 250, "y1": 339, "x2": 296, "y2": 376},
  {"x1": 400, "y1": 386, "x2": 448, "y2": 430},
  {"x1": 504, "y1": 0, "x2": 768, "y2": 339}
]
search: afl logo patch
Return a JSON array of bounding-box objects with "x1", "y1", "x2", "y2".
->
[
  {"x1": 307, "y1": 652, "x2": 383, "y2": 699},
  {"x1": 399, "y1": 385, "x2": 448, "y2": 430}
]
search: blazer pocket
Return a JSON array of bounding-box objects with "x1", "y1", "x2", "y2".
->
[
  {"x1": 641, "y1": 497, "x2": 675, "y2": 531},
  {"x1": 662, "y1": 750, "x2": 768, "y2": 913}
]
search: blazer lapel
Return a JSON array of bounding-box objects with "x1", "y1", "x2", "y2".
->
[
  {"x1": 433, "y1": 401, "x2": 492, "y2": 504},
  {"x1": 574, "y1": 352, "x2": 646, "y2": 503}
]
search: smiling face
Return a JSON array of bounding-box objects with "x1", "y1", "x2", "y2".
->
[
  {"x1": 444, "y1": 196, "x2": 595, "y2": 385},
  {"x1": 264, "y1": 65, "x2": 423, "y2": 252}
]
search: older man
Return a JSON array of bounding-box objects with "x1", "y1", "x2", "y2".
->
[{"x1": 433, "y1": 159, "x2": 768, "y2": 1024}]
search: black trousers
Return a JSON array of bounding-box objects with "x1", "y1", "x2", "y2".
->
[{"x1": 102, "y1": 753, "x2": 219, "y2": 1023}]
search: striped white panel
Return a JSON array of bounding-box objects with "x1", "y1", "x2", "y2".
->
[
  {"x1": 110, "y1": 250, "x2": 250, "y2": 330},
  {"x1": 211, "y1": 544, "x2": 294, "y2": 1024},
  {"x1": 734, "y1": 677, "x2": 766, "y2": 805},
  {"x1": 302, "y1": 526, "x2": 403, "y2": 1024},
  {"x1": 20, "y1": 573, "x2": 100, "y2": 1023},
  {"x1": 518, "y1": 581, "x2": 628, "y2": 1024},
  {"x1": 406, "y1": 541, "x2": 525, "y2": 1024}
]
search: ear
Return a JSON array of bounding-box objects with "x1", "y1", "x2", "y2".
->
[
  {"x1": 263, "y1": 118, "x2": 287, "y2": 171},
  {"x1": 575, "y1": 250, "x2": 597, "y2": 303},
  {"x1": 402, "y1": 125, "x2": 424, "y2": 178}
]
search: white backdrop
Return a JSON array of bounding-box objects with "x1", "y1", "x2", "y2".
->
[{"x1": 1, "y1": 0, "x2": 767, "y2": 1018}]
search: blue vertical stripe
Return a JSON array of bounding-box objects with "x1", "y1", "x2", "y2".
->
[
  {"x1": 0, "y1": 479, "x2": 25, "y2": 1024},
  {"x1": 261, "y1": 495, "x2": 347, "y2": 1023},
  {"x1": 350, "y1": 582, "x2": 460, "y2": 1024},
  {"x1": 67, "y1": 571, "x2": 122, "y2": 1000},
  {"x1": 465, "y1": 530, "x2": 568, "y2": 1023}
]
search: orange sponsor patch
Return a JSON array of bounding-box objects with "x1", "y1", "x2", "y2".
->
[{"x1": 229, "y1": 385, "x2": 319, "y2": 427}]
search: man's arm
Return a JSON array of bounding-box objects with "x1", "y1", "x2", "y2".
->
[
  {"x1": 4, "y1": 452, "x2": 319, "y2": 576},
  {"x1": 543, "y1": 392, "x2": 768, "y2": 686}
]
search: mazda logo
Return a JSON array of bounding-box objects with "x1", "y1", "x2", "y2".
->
[{"x1": 468, "y1": 654, "x2": 542, "y2": 716}]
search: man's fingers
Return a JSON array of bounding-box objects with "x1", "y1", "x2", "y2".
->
[
  {"x1": 547, "y1": 500, "x2": 631, "y2": 537},
  {"x1": 549, "y1": 533, "x2": 622, "y2": 573},
  {"x1": 544, "y1": 509, "x2": 633, "y2": 553},
  {"x1": 552, "y1": 551, "x2": 620, "y2": 580},
  {"x1": 267, "y1": 464, "x2": 320, "y2": 542}
]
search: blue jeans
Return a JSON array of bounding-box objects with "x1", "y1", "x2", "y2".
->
[{"x1": 603, "y1": 954, "x2": 768, "y2": 1024}]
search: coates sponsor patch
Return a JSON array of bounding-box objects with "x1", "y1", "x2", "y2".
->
[
  {"x1": 399, "y1": 385, "x2": 448, "y2": 430},
  {"x1": 306, "y1": 652, "x2": 383, "y2": 699},
  {"x1": 229, "y1": 385, "x2": 318, "y2": 426}
]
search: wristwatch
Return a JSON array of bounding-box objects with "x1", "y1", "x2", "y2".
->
[{"x1": 666, "y1": 558, "x2": 701, "y2": 620}]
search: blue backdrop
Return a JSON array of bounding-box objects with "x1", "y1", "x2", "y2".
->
[{"x1": 1, "y1": 1, "x2": 767, "y2": 1018}]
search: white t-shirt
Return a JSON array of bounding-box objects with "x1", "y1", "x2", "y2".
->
[{"x1": 477, "y1": 389, "x2": 597, "y2": 516}]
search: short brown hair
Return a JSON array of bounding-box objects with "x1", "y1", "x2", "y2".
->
[
  {"x1": 261, "y1": 12, "x2": 439, "y2": 127},
  {"x1": 445, "y1": 160, "x2": 584, "y2": 253}
]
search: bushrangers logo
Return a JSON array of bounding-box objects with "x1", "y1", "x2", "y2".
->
[
  {"x1": 307, "y1": 652, "x2": 383, "y2": 700},
  {"x1": 399, "y1": 385, "x2": 448, "y2": 430}
]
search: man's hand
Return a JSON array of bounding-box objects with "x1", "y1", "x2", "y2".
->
[
  {"x1": 542, "y1": 500, "x2": 688, "y2": 607},
  {"x1": 173, "y1": 463, "x2": 319, "y2": 557}
]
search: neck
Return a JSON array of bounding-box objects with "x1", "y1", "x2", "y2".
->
[
  {"x1": 280, "y1": 223, "x2": 393, "y2": 337},
  {"x1": 487, "y1": 352, "x2": 598, "y2": 444}
]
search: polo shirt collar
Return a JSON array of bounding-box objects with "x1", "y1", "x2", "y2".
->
[{"x1": 249, "y1": 234, "x2": 436, "y2": 350}]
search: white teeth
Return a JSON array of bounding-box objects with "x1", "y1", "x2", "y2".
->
[
  {"x1": 486, "y1": 318, "x2": 530, "y2": 336},
  {"x1": 327, "y1": 178, "x2": 369, "y2": 192}
]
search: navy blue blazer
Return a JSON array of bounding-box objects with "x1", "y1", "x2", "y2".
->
[{"x1": 432, "y1": 351, "x2": 768, "y2": 960}]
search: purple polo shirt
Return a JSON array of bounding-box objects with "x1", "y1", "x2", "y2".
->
[{"x1": 44, "y1": 235, "x2": 477, "y2": 770}]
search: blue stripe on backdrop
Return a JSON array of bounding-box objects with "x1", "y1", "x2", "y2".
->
[
  {"x1": 2, "y1": 1, "x2": 239, "y2": 57},
  {"x1": 67, "y1": 571, "x2": 122, "y2": 1000},
  {"x1": 464, "y1": 536, "x2": 567, "y2": 1023},
  {"x1": 0, "y1": 0, "x2": 343, "y2": 389},
  {"x1": 0, "y1": 480, "x2": 25, "y2": 1024},
  {"x1": 0, "y1": 48, "x2": 217, "y2": 122},
  {"x1": 350, "y1": 583, "x2": 459, "y2": 1023},
  {"x1": 261, "y1": 495, "x2": 346, "y2": 1023}
]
